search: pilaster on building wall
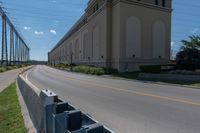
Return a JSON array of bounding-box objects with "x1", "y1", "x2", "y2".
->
[{"x1": 48, "y1": 0, "x2": 172, "y2": 72}]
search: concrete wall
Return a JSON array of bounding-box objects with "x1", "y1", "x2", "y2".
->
[
  {"x1": 17, "y1": 75, "x2": 44, "y2": 133},
  {"x1": 114, "y1": 1, "x2": 171, "y2": 71},
  {"x1": 49, "y1": 0, "x2": 172, "y2": 72},
  {"x1": 139, "y1": 73, "x2": 200, "y2": 82},
  {"x1": 49, "y1": 5, "x2": 108, "y2": 67}
]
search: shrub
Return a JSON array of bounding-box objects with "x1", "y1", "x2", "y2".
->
[
  {"x1": 0, "y1": 67, "x2": 6, "y2": 72},
  {"x1": 90, "y1": 67, "x2": 105, "y2": 75},
  {"x1": 176, "y1": 49, "x2": 200, "y2": 70},
  {"x1": 53, "y1": 63, "x2": 71, "y2": 69},
  {"x1": 72, "y1": 65, "x2": 105, "y2": 75},
  {"x1": 140, "y1": 65, "x2": 161, "y2": 73},
  {"x1": 103, "y1": 68, "x2": 118, "y2": 74},
  {"x1": 6, "y1": 66, "x2": 13, "y2": 71},
  {"x1": 13, "y1": 65, "x2": 19, "y2": 69},
  {"x1": 18, "y1": 64, "x2": 23, "y2": 68}
]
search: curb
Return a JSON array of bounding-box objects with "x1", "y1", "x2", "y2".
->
[{"x1": 16, "y1": 81, "x2": 37, "y2": 133}]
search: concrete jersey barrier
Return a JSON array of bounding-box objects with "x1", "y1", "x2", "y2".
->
[
  {"x1": 17, "y1": 75, "x2": 114, "y2": 133},
  {"x1": 17, "y1": 75, "x2": 44, "y2": 133},
  {"x1": 139, "y1": 73, "x2": 200, "y2": 82}
]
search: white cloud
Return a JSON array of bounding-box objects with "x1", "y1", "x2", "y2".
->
[
  {"x1": 192, "y1": 28, "x2": 199, "y2": 34},
  {"x1": 34, "y1": 31, "x2": 44, "y2": 35},
  {"x1": 23, "y1": 26, "x2": 31, "y2": 30},
  {"x1": 50, "y1": 30, "x2": 57, "y2": 35},
  {"x1": 171, "y1": 41, "x2": 175, "y2": 47}
]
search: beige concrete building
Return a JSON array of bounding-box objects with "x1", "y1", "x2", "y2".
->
[{"x1": 48, "y1": 0, "x2": 172, "y2": 72}]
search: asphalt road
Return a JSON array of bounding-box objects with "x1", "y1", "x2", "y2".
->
[{"x1": 25, "y1": 65, "x2": 200, "y2": 133}]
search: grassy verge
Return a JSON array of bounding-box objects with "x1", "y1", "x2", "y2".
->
[
  {"x1": 112, "y1": 72, "x2": 139, "y2": 80},
  {"x1": 49, "y1": 64, "x2": 200, "y2": 88},
  {"x1": 49, "y1": 64, "x2": 114, "y2": 76},
  {"x1": 0, "y1": 64, "x2": 30, "y2": 73},
  {"x1": 105, "y1": 72, "x2": 200, "y2": 88},
  {"x1": 72, "y1": 65, "x2": 105, "y2": 75},
  {"x1": 0, "y1": 83, "x2": 26, "y2": 133},
  {"x1": 191, "y1": 83, "x2": 200, "y2": 88},
  {"x1": 136, "y1": 78, "x2": 200, "y2": 89}
]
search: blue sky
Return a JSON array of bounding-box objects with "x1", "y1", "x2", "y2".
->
[
  {"x1": 0, "y1": 0, "x2": 199, "y2": 61},
  {"x1": 172, "y1": 0, "x2": 200, "y2": 55}
]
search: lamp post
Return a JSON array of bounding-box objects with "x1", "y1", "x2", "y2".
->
[
  {"x1": 88, "y1": 57, "x2": 91, "y2": 65},
  {"x1": 70, "y1": 52, "x2": 73, "y2": 71},
  {"x1": 88, "y1": 57, "x2": 91, "y2": 71}
]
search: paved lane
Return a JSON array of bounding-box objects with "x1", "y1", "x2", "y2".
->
[
  {"x1": 0, "y1": 67, "x2": 25, "y2": 92},
  {"x1": 25, "y1": 65, "x2": 200, "y2": 133}
]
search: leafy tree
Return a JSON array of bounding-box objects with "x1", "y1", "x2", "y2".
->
[
  {"x1": 176, "y1": 35, "x2": 200, "y2": 70},
  {"x1": 180, "y1": 35, "x2": 200, "y2": 50},
  {"x1": 176, "y1": 49, "x2": 200, "y2": 70}
]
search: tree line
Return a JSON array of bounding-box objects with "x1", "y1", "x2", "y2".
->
[{"x1": 176, "y1": 35, "x2": 200, "y2": 70}]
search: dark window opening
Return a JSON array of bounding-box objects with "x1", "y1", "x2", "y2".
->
[
  {"x1": 92, "y1": 3, "x2": 99, "y2": 14},
  {"x1": 93, "y1": 7, "x2": 96, "y2": 13},
  {"x1": 162, "y1": 0, "x2": 165, "y2": 7},
  {"x1": 96, "y1": 4, "x2": 99, "y2": 11},
  {"x1": 155, "y1": 0, "x2": 158, "y2": 5}
]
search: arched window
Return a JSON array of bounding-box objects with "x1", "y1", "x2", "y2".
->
[
  {"x1": 75, "y1": 39, "x2": 79, "y2": 60},
  {"x1": 163, "y1": 0, "x2": 166, "y2": 7},
  {"x1": 92, "y1": 26, "x2": 100, "y2": 59},
  {"x1": 153, "y1": 20, "x2": 166, "y2": 58},
  {"x1": 83, "y1": 33, "x2": 88, "y2": 59},
  {"x1": 67, "y1": 44, "x2": 70, "y2": 62},
  {"x1": 126, "y1": 16, "x2": 141, "y2": 58},
  {"x1": 155, "y1": 0, "x2": 158, "y2": 5}
]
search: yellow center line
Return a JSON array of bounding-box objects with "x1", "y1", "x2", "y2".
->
[{"x1": 44, "y1": 67, "x2": 200, "y2": 106}]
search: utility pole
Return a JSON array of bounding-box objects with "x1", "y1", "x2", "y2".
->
[
  {"x1": 70, "y1": 52, "x2": 73, "y2": 71},
  {"x1": 15, "y1": 33, "x2": 18, "y2": 64},
  {"x1": 10, "y1": 26, "x2": 14, "y2": 65},
  {"x1": 1, "y1": 14, "x2": 8, "y2": 65},
  {"x1": 0, "y1": 6, "x2": 30, "y2": 65}
]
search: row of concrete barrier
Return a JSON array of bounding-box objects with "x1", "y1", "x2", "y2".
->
[
  {"x1": 17, "y1": 75, "x2": 113, "y2": 133},
  {"x1": 139, "y1": 73, "x2": 200, "y2": 82}
]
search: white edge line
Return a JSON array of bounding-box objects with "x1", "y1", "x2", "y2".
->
[{"x1": 22, "y1": 66, "x2": 116, "y2": 133}]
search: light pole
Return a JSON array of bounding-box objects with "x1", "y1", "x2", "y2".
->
[
  {"x1": 70, "y1": 52, "x2": 73, "y2": 71},
  {"x1": 88, "y1": 57, "x2": 91, "y2": 71}
]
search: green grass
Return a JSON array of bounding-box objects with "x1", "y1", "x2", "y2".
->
[
  {"x1": 72, "y1": 65, "x2": 105, "y2": 75},
  {"x1": 112, "y1": 72, "x2": 139, "y2": 80},
  {"x1": 50, "y1": 64, "x2": 200, "y2": 89},
  {"x1": 191, "y1": 83, "x2": 200, "y2": 88},
  {"x1": 0, "y1": 83, "x2": 27, "y2": 133},
  {"x1": 137, "y1": 78, "x2": 200, "y2": 89},
  {"x1": 111, "y1": 72, "x2": 200, "y2": 89},
  {"x1": 0, "y1": 67, "x2": 7, "y2": 73},
  {"x1": 0, "y1": 64, "x2": 30, "y2": 73}
]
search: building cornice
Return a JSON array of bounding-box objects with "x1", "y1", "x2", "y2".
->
[
  {"x1": 49, "y1": 0, "x2": 172, "y2": 54},
  {"x1": 87, "y1": 0, "x2": 112, "y2": 22},
  {"x1": 85, "y1": 0, "x2": 98, "y2": 12},
  {"x1": 50, "y1": 1, "x2": 112, "y2": 53},
  {"x1": 112, "y1": 0, "x2": 172, "y2": 13}
]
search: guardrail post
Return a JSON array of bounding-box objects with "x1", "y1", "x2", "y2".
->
[
  {"x1": 52, "y1": 102, "x2": 69, "y2": 133},
  {"x1": 52, "y1": 112, "x2": 67, "y2": 133},
  {"x1": 39, "y1": 89, "x2": 114, "y2": 133},
  {"x1": 67, "y1": 110, "x2": 82, "y2": 132},
  {"x1": 83, "y1": 123, "x2": 104, "y2": 133},
  {"x1": 40, "y1": 89, "x2": 57, "y2": 133}
]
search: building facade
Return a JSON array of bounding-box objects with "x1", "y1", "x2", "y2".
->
[{"x1": 48, "y1": 0, "x2": 172, "y2": 72}]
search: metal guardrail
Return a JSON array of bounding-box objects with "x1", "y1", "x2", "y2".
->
[
  {"x1": 40, "y1": 89, "x2": 114, "y2": 133},
  {"x1": 17, "y1": 75, "x2": 114, "y2": 133}
]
